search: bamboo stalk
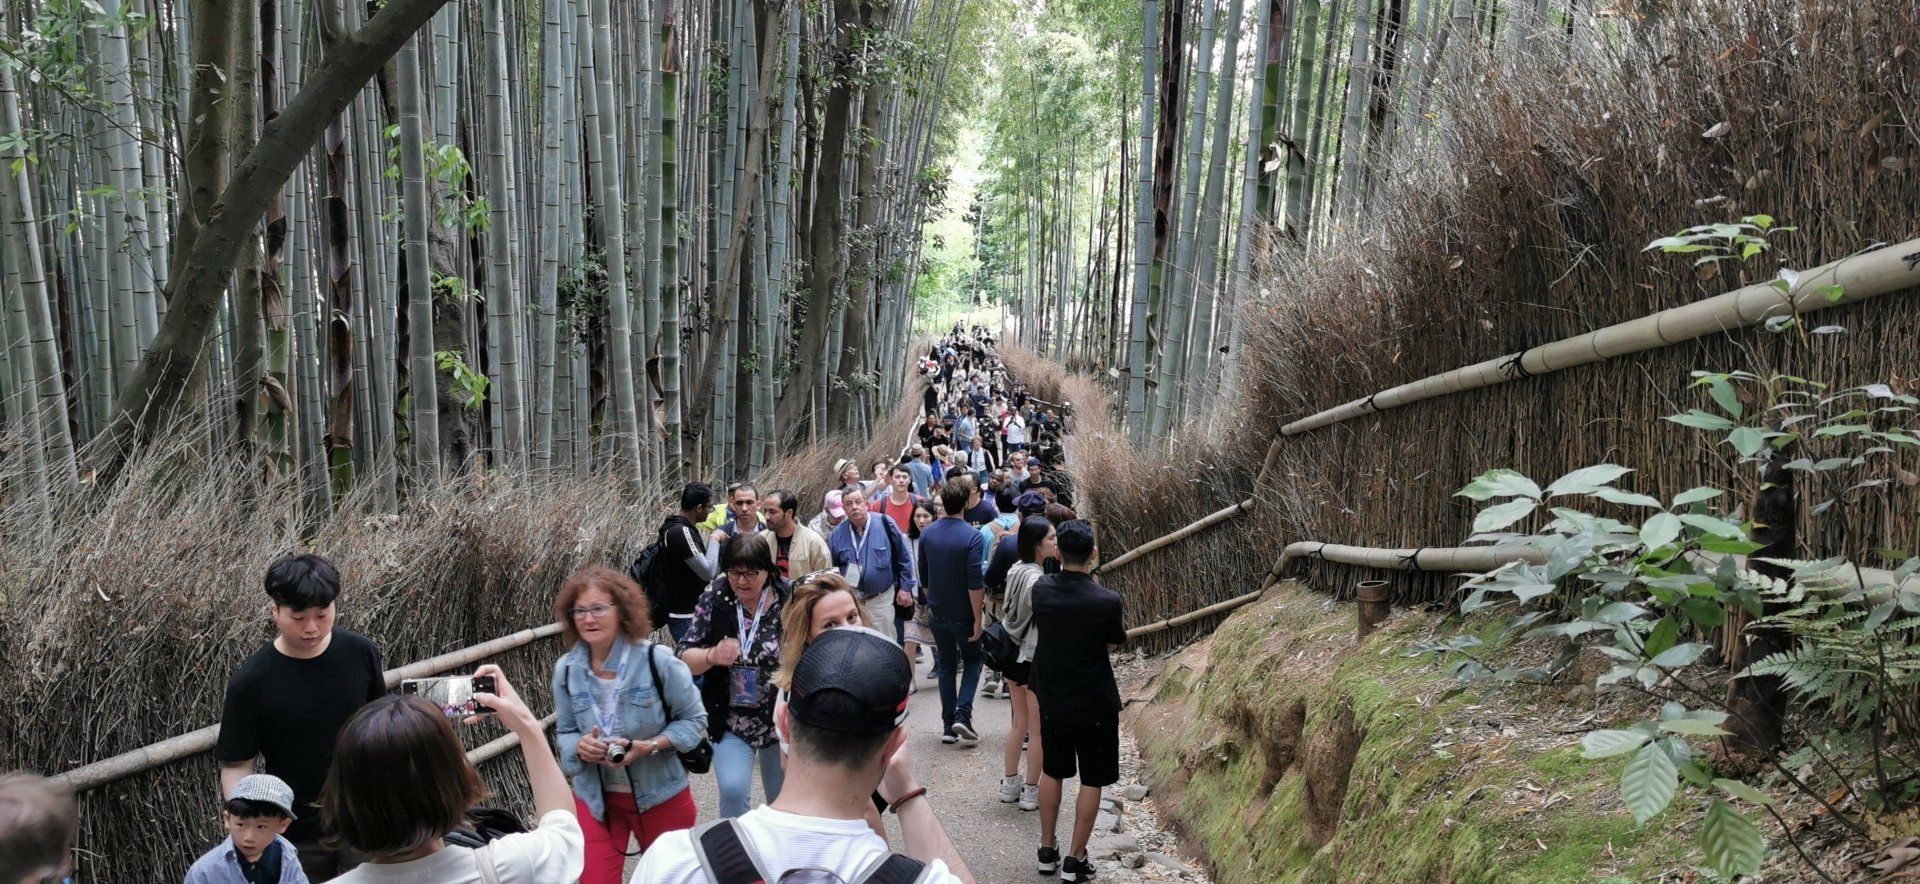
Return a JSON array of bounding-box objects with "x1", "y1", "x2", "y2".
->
[
  {"x1": 53, "y1": 623, "x2": 564, "y2": 792},
  {"x1": 1095, "y1": 498, "x2": 1254, "y2": 575}
]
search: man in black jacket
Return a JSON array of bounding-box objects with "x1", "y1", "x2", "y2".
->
[{"x1": 659, "y1": 482, "x2": 719, "y2": 644}]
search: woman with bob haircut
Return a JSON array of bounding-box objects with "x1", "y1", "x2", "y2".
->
[
  {"x1": 319, "y1": 665, "x2": 582, "y2": 882},
  {"x1": 679, "y1": 532, "x2": 791, "y2": 818},
  {"x1": 550, "y1": 565, "x2": 707, "y2": 884}
]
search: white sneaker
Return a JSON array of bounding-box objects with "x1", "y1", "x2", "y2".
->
[
  {"x1": 999, "y1": 774, "x2": 1023, "y2": 803},
  {"x1": 1019, "y1": 782, "x2": 1040, "y2": 811}
]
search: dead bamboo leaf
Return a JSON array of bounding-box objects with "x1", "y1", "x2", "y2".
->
[{"x1": 1702, "y1": 121, "x2": 1732, "y2": 138}]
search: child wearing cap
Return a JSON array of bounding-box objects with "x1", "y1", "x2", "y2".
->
[{"x1": 184, "y1": 774, "x2": 310, "y2": 884}]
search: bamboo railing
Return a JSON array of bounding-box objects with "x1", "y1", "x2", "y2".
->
[
  {"x1": 53, "y1": 623, "x2": 565, "y2": 792},
  {"x1": 1096, "y1": 498, "x2": 1253, "y2": 575},
  {"x1": 1259, "y1": 239, "x2": 1920, "y2": 476}
]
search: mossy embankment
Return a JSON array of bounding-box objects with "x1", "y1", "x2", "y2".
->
[{"x1": 1128, "y1": 582, "x2": 1699, "y2": 883}]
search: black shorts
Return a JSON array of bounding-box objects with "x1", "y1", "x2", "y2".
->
[
  {"x1": 1040, "y1": 715, "x2": 1120, "y2": 787},
  {"x1": 1002, "y1": 657, "x2": 1031, "y2": 686}
]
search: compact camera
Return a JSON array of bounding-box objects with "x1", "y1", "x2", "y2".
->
[{"x1": 605, "y1": 740, "x2": 628, "y2": 764}]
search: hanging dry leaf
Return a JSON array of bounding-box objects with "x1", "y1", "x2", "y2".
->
[{"x1": 1703, "y1": 121, "x2": 1732, "y2": 138}]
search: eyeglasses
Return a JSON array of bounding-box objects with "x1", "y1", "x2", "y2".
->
[
  {"x1": 568, "y1": 604, "x2": 616, "y2": 620},
  {"x1": 726, "y1": 568, "x2": 763, "y2": 580}
]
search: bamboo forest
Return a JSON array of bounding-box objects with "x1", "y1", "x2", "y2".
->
[{"x1": 7, "y1": 0, "x2": 1920, "y2": 879}]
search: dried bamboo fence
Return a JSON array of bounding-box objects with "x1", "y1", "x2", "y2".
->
[{"x1": 1082, "y1": 237, "x2": 1920, "y2": 647}]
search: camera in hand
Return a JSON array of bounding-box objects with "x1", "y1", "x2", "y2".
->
[
  {"x1": 605, "y1": 739, "x2": 628, "y2": 764},
  {"x1": 400, "y1": 675, "x2": 497, "y2": 719}
]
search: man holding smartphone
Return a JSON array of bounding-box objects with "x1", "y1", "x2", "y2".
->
[{"x1": 215, "y1": 553, "x2": 387, "y2": 881}]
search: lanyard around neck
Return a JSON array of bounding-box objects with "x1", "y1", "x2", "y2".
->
[
  {"x1": 586, "y1": 640, "x2": 634, "y2": 733},
  {"x1": 736, "y1": 588, "x2": 772, "y2": 654}
]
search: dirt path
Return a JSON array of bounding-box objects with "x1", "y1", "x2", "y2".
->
[{"x1": 660, "y1": 652, "x2": 1208, "y2": 883}]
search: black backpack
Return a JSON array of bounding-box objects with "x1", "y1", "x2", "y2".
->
[
  {"x1": 631, "y1": 537, "x2": 671, "y2": 626},
  {"x1": 689, "y1": 818, "x2": 933, "y2": 884}
]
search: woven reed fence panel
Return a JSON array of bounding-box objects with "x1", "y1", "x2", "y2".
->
[{"x1": 1070, "y1": 0, "x2": 1920, "y2": 645}]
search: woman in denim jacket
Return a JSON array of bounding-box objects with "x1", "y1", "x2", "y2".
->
[{"x1": 551, "y1": 565, "x2": 708, "y2": 884}]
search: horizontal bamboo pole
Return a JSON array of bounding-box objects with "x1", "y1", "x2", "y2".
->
[
  {"x1": 1256, "y1": 540, "x2": 1920, "y2": 600},
  {"x1": 384, "y1": 623, "x2": 565, "y2": 686},
  {"x1": 54, "y1": 623, "x2": 566, "y2": 793},
  {"x1": 1278, "y1": 238, "x2": 1920, "y2": 437},
  {"x1": 468, "y1": 714, "x2": 558, "y2": 766},
  {"x1": 1096, "y1": 498, "x2": 1254, "y2": 575},
  {"x1": 1260, "y1": 541, "x2": 1547, "y2": 590},
  {"x1": 1126, "y1": 588, "x2": 1268, "y2": 638}
]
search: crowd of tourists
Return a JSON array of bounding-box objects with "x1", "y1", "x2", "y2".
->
[{"x1": 0, "y1": 326, "x2": 1128, "y2": 884}]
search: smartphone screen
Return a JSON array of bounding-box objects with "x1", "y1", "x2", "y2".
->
[{"x1": 401, "y1": 675, "x2": 497, "y2": 718}]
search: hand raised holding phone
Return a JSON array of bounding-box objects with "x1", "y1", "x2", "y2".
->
[{"x1": 465, "y1": 664, "x2": 539, "y2": 735}]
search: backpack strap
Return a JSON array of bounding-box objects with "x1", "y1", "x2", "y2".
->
[
  {"x1": 855, "y1": 851, "x2": 931, "y2": 884},
  {"x1": 471, "y1": 843, "x2": 504, "y2": 884},
  {"x1": 689, "y1": 819, "x2": 775, "y2": 884}
]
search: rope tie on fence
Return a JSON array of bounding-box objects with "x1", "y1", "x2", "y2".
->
[
  {"x1": 1499, "y1": 352, "x2": 1534, "y2": 379},
  {"x1": 1399, "y1": 547, "x2": 1426, "y2": 568}
]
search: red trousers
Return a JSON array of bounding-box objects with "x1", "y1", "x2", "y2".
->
[{"x1": 577, "y1": 786, "x2": 697, "y2": 884}]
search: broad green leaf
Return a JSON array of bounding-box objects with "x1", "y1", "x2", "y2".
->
[
  {"x1": 1699, "y1": 537, "x2": 1765, "y2": 555},
  {"x1": 1679, "y1": 514, "x2": 1746, "y2": 539},
  {"x1": 1594, "y1": 488, "x2": 1663, "y2": 508},
  {"x1": 1547, "y1": 464, "x2": 1634, "y2": 497},
  {"x1": 1813, "y1": 423, "x2": 1872, "y2": 438},
  {"x1": 1621, "y1": 741, "x2": 1679, "y2": 824},
  {"x1": 1727, "y1": 426, "x2": 1767, "y2": 457},
  {"x1": 1595, "y1": 601, "x2": 1649, "y2": 623},
  {"x1": 1456, "y1": 469, "x2": 1542, "y2": 501},
  {"x1": 1640, "y1": 513, "x2": 1682, "y2": 549},
  {"x1": 1865, "y1": 600, "x2": 1897, "y2": 631},
  {"x1": 1643, "y1": 617, "x2": 1679, "y2": 659},
  {"x1": 1666, "y1": 410, "x2": 1737, "y2": 431},
  {"x1": 1581, "y1": 728, "x2": 1650, "y2": 759},
  {"x1": 1712, "y1": 778, "x2": 1774, "y2": 806},
  {"x1": 1707, "y1": 377, "x2": 1743, "y2": 419},
  {"x1": 1659, "y1": 718, "x2": 1731, "y2": 736},
  {"x1": 1650, "y1": 643, "x2": 1708, "y2": 668},
  {"x1": 1473, "y1": 499, "x2": 1537, "y2": 534},
  {"x1": 1699, "y1": 799, "x2": 1766, "y2": 878},
  {"x1": 1672, "y1": 487, "x2": 1723, "y2": 506}
]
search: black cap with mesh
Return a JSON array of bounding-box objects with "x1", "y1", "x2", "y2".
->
[{"x1": 789, "y1": 628, "x2": 912, "y2": 735}]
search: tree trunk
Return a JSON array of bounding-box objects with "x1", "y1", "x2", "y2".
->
[{"x1": 98, "y1": 0, "x2": 457, "y2": 476}]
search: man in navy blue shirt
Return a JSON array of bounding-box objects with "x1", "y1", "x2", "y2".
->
[{"x1": 917, "y1": 475, "x2": 988, "y2": 745}]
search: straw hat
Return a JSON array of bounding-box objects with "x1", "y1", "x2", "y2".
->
[{"x1": 932, "y1": 445, "x2": 955, "y2": 461}]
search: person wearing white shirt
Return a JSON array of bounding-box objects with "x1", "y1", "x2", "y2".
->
[
  {"x1": 633, "y1": 628, "x2": 975, "y2": 884},
  {"x1": 319, "y1": 665, "x2": 583, "y2": 884}
]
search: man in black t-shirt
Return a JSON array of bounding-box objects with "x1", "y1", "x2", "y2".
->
[
  {"x1": 215, "y1": 553, "x2": 386, "y2": 882},
  {"x1": 1028, "y1": 521, "x2": 1126, "y2": 883}
]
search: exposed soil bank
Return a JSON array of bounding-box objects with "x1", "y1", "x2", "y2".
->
[{"x1": 1127, "y1": 582, "x2": 1698, "y2": 883}]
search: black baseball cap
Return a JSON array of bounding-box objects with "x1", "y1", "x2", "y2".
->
[{"x1": 789, "y1": 628, "x2": 911, "y2": 735}]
